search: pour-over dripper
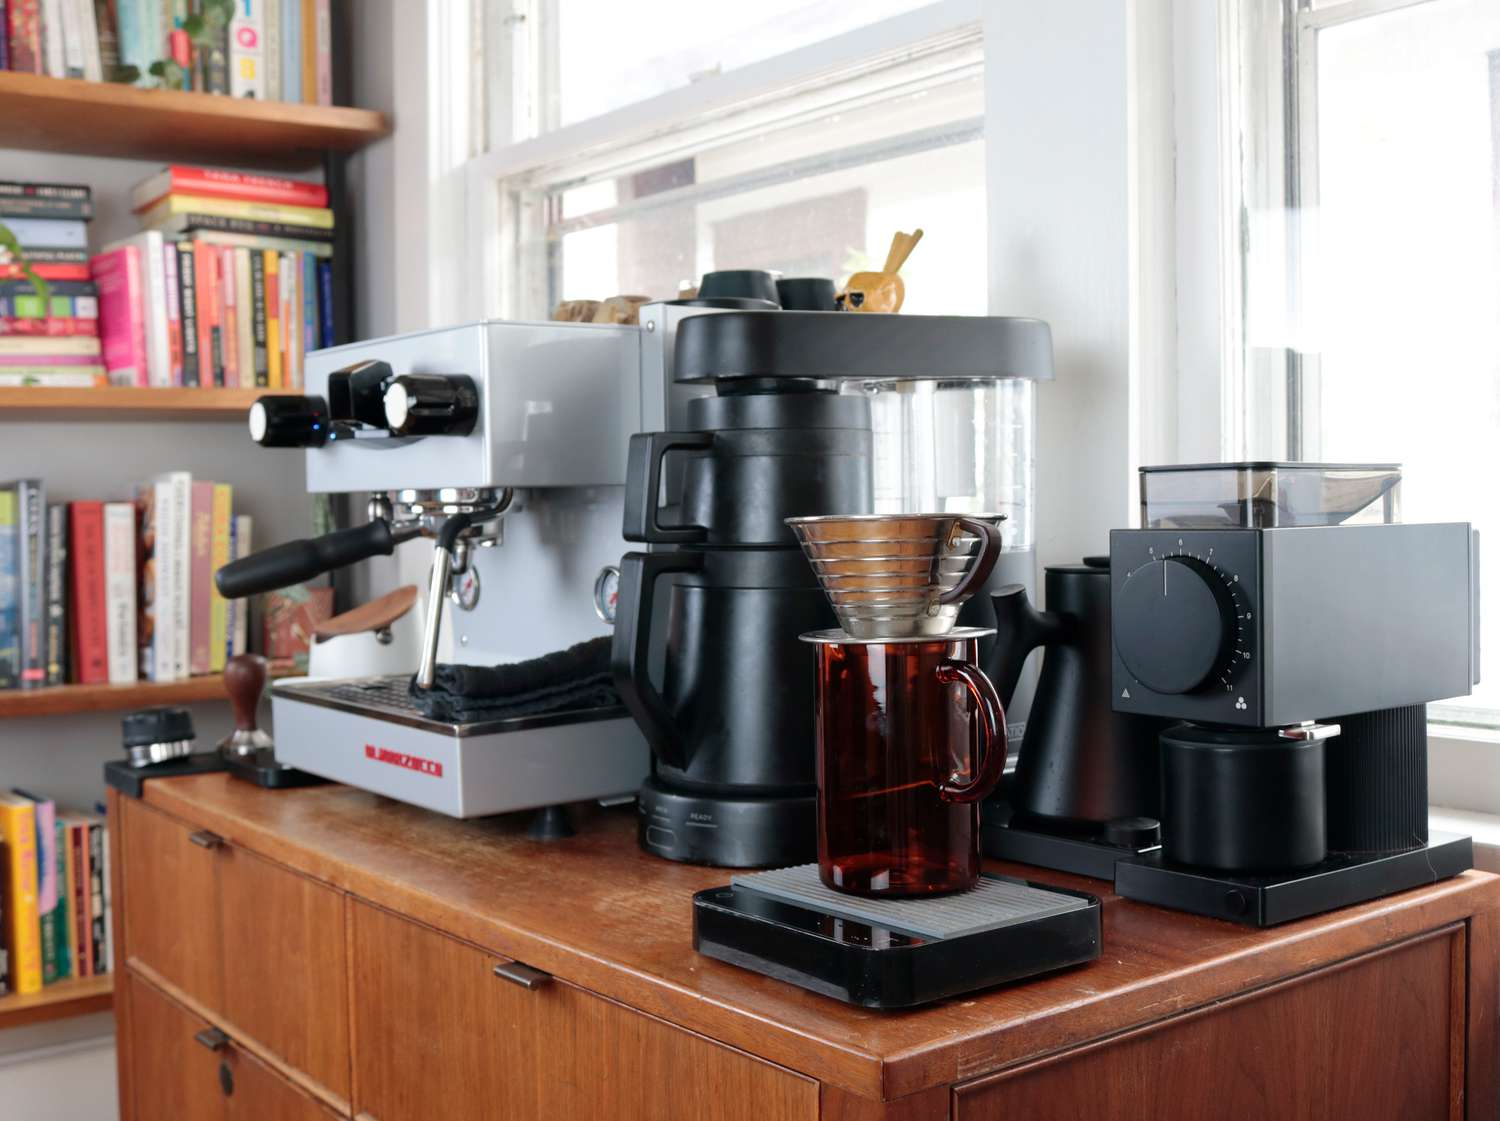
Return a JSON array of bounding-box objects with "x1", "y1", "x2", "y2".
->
[{"x1": 786, "y1": 513, "x2": 1004, "y2": 639}]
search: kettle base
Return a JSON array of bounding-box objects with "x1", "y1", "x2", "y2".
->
[{"x1": 637, "y1": 774, "x2": 816, "y2": 868}]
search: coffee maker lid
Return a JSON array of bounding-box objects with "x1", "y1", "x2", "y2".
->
[{"x1": 672, "y1": 312, "x2": 1054, "y2": 384}]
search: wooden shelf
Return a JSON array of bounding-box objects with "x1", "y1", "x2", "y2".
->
[
  {"x1": 0, "y1": 72, "x2": 388, "y2": 168},
  {"x1": 0, "y1": 664, "x2": 295, "y2": 719},
  {"x1": 0, "y1": 974, "x2": 113, "y2": 1030},
  {"x1": 0, "y1": 386, "x2": 264, "y2": 420}
]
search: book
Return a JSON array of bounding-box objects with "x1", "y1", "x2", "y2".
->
[
  {"x1": 141, "y1": 193, "x2": 334, "y2": 231},
  {"x1": 0, "y1": 371, "x2": 106, "y2": 387},
  {"x1": 9, "y1": 791, "x2": 55, "y2": 982},
  {"x1": 0, "y1": 217, "x2": 90, "y2": 249},
  {"x1": 249, "y1": 249, "x2": 267, "y2": 386},
  {"x1": 91, "y1": 245, "x2": 148, "y2": 387},
  {"x1": 114, "y1": 0, "x2": 156, "y2": 86},
  {"x1": 222, "y1": 244, "x2": 238, "y2": 387},
  {"x1": 0, "y1": 351, "x2": 102, "y2": 367},
  {"x1": 0, "y1": 278, "x2": 97, "y2": 300},
  {"x1": 302, "y1": 250, "x2": 317, "y2": 360},
  {"x1": 94, "y1": 0, "x2": 119, "y2": 73},
  {"x1": 0, "y1": 335, "x2": 103, "y2": 356},
  {"x1": 135, "y1": 484, "x2": 158, "y2": 680},
  {"x1": 99, "y1": 819, "x2": 112, "y2": 974},
  {"x1": 133, "y1": 167, "x2": 328, "y2": 212},
  {"x1": 145, "y1": 211, "x2": 334, "y2": 245},
  {"x1": 264, "y1": 250, "x2": 281, "y2": 388},
  {"x1": 76, "y1": 0, "x2": 102, "y2": 80},
  {"x1": 0, "y1": 245, "x2": 89, "y2": 266},
  {"x1": 102, "y1": 231, "x2": 171, "y2": 386},
  {"x1": 263, "y1": 0, "x2": 279, "y2": 103},
  {"x1": 188, "y1": 479, "x2": 213, "y2": 675},
  {"x1": 104, "y1": 502, "x2": 138, "y2": 684},
  {"x1": 313, "y1": 0, "x2": 329, "y2": 104},
  {"x1": 0, "y1": 317, "x2": 99, "y2": 337},
  {"x1": 0, "y1": 489, "x2": 16, "y2": 688},
  {"x1": 162, "y1": 472, "x2": 192, "y2": 681},
  {"x1": 65, "y1": 815, "x2": 89, "y2": 976},
  {"x1": 229, "y1": 0, "x2": 265, "y2": 97},
  {"x1": 299, "y1": 0, "x2": 314, "y2": 103},
  {"x1": 0, "y1": 263, "x2": 90, "y2": 282},
  {"x1": 202, "y1": 0, "x2": 229, "y2": 93},
  {"x1": 39, "y1": 0, "x2": 62, "y2": 75},
  {"x1": 280, "y1": 0, "x2": 298, "y2": 101},
  {"x1": 177, "y1": 241, "x2": 199, "y2": 387},
  {"x1": 193, "y1": 240, "x2": 216, "y2": 386},
  {"x1": 281, "y1": 250, "x2": 296, "y2": 389},
  {"x1": 234, "y1": 248, "x2": 253, "y2": 387},
  {"x1": 230, "y1": 514, "x2": 251, "y2": 656},
  {"x1": 317, "y1": 258, "x2": 334, "y2": 347},
  {"x1": 208, "y1": 483, "x2": 231, "y2": 672},
  {"x1": 88, "y1": 820, "x2": 105, "y2": 973},
  {"x1": 16, "y1": 479, "x2": 44, "y2": 688},
  {"x1": 68, "y1": 501, "x2": 108, "y2": 685},
  {"x1": 44, "y1": 504, "x2": 65, "y2": 686},
  {"x1": 5, "y1": 0, "x2": 40, "y2": 73},
  {"x1": 163, "y1": 240, "x2": 183, "y2": 385},
  {"x1": 0, "y1": 793, "x2": 41, "y2": 993},
  {"x1": 0, "y1": 0, "x2": 9, "y2": 70},
  {"x1": 0, "y1": 182, "x2": 91, "y2": 220},
  {"x1": 51, "y1": 819, "x2": 70, "y2": 980}
]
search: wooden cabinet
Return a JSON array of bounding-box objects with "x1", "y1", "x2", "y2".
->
[
  {"x1": 116, "y1": 796, "x2": 350, "y2": 1106},
  {"x1": 349, "y1": 900, "x2": 817, "y2": 1121},
  {"x1": 954, "y1": 926, "x2": 1466, "y2": 1121}
]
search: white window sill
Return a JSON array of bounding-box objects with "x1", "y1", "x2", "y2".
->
[{"x1": 1430, "y1": 806, "x2": 1500, "y2": 849}]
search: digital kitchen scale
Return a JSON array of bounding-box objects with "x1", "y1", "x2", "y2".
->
[{"x1": 693, "y1": 865, "x2": 1101, "y2": 1009}]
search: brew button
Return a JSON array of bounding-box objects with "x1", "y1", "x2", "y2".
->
[
  {"x1": 646, "y1": 825, "x2": 677, "y2": 848},
  {"x1": 1224, "y1": 889, "x2": 1249, "y2": 916}
]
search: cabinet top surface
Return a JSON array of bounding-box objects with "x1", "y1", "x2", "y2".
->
[{"x1": 133, "y1": 775, "x2": 1500, "y2": 1100}]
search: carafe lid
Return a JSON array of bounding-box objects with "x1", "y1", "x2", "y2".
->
[{"x1": 799, "y1": 626, "x2": 995, "y2": 645}]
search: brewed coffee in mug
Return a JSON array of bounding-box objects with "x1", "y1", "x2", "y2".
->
[{"x1": 803, "y1": 626, "x2": 1007, "y2": 897}]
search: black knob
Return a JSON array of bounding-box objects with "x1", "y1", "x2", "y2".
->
[
  {"x1": 248, "y1": 395, "x2": 329, "y2": 448},
  {"x1": 382, "y1": 374, "x2": 479, "y2": 437},
  {"x1": 1113, "y1": 556, "x2": 1235, "y2": 694}
]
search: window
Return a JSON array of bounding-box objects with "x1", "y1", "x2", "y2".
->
[
  {"x1": 467, "y1": 1, "x2": 986, "y2": 321},
  {"x1": 1232, "y1": 0, "x2": 1500, "y2": 730}
]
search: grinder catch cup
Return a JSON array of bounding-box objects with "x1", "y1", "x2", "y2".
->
[{"x1": 789, "y1": 514, "x2": 1009, "y2": 897}]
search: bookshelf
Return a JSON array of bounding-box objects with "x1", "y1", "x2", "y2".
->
[
  {"x1": 0, "y1": 663, "x2": 295, "y2": 719},
  {"x1": 0, "y1": 975, "x2": 113, "y2": 1030},
  {"x1": 0, "y1": 72, "x2": 388, "y2": 169},
  {"x1": 0, "y1": 386, "x2": 266, "y2": 420}
]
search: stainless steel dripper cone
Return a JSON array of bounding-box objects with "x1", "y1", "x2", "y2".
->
[{"x1": 786, "y1": 513, "x2": 1004, "y2": 639}]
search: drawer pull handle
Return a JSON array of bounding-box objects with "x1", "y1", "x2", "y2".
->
[
  {"x1": 493, "y1": 961, "x2": 551, "y2": 990},
  {"x1": 194, "y1": 1028, "x2": 230, "y2": 1052},
  {"x1": 188, "y1": 830, "x2": 224, "y2": 850}
]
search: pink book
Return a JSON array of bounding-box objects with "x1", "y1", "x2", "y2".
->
[
  {"x1": 0, "y1": 353, "x2": 101, "y2": 366},
  {"x1": 221, "y1": 247, "x2": 238, "y2": 389},
  {"x1": 188, "y1": 480, "x2": 214, "y2": 676},
  {"x1": 90, "y1": 246, "x2": 148, "y2": 387}
]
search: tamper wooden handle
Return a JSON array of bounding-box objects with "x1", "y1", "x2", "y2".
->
[{"x1": 224, "y1": 654, "x2": 268, "y2": 733}]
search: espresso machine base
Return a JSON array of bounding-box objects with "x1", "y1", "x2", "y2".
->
[
  {"x1": 1113, "y1": 833, "x2": 1473, "y2": 927},
  {"x1": 271, "y1": 677, "x2": 648, "y2": 819},
  {"x1": 637, "y1": 774, "x2": 815, "y2": 868},
  {"x1": 692, "y1": 867, "x2": 1100, "y2": 1009},
  {"x1": 980, "y1": 801, "x2": 1161, "y2": 881}
]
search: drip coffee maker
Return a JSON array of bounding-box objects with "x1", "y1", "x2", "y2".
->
[{"x1": 690, "y1": 512, "x2": 1101, "y2": 1009}]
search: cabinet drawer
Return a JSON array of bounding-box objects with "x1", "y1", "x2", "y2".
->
[
  {"x1": 118, "y1": 799, "x2": 350, "y2": 1101},
  {"x1": 126, "y1": 971, "x2": 336, "y2": 1121},
  {"x1": 349, "y1": 900, "x2": 817, "y2": 1121},
  {"x1": 955, "y1": 926, "x2": 1465, "y2": 1121}
]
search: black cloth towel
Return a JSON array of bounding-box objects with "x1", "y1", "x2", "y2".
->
[{"x1": 409, "y1": 636, "x2": 620, "y2": 724}]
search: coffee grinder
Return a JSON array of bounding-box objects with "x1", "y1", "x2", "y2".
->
[{"x1": 1108, "y1": 463, "x2": 1478, "y2": 926}]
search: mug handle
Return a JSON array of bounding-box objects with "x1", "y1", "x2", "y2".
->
[
  {"x1": 935, "y1": 516, "x2": 1005, "y2": 606},
  {"x1": 933, "y1": 659, "x2": 1008, "y2": 804}
]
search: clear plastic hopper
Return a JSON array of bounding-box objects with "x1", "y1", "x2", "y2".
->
[{"x1": 1139, "y1": 462, "x2": 1402, "y2": 529}]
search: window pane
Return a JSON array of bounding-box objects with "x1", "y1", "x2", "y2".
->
[
  {"x1": 1307, "y1": 0, "x2": 1500, "y2": 722},
  {"x1": 549, "y1": 0, "x2": 933, "y2": 128}
]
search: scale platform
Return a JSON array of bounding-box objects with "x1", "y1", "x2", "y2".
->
[
  {"x1": 1114, "y1": 832, "x2": 1473, "y2": 926},
  {"x1": 693, "y1": 864, "x2": 1101, "y2": 1009},
  {"x1": 271, "y1": 675, "x2": 648, "y2": 819}
]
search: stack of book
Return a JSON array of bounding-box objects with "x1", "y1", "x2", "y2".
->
[
  {"x1": 0, "y1": 474, "x2": 253, "y2": 691},
  {"x1": 91, "y1": 164, "x2": 333, "y2": 388},
  {"x1": 0, "y1": 181, "x2": 101, "y2": 387},
  {"x1": 0, "y1": 790, "x2": 110, "y2": 998},
  {"x1": 1, "y1": 0, "x2": 334, "y2": 103}
]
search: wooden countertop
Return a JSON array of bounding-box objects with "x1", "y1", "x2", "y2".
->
[{"x1": 138, "y1": 774, "x2": 1500, "y2": 1102}]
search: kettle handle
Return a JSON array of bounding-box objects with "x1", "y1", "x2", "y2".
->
[
  {"x1": 988, "y1": 584, "x2": 1068, "y2": 709},
  {"x1": 933, "y1": 659, "x2": 1007, "y2": 804},
  {"x1": 623, "y1": 431, "x2": 714, "y2": 544},
  {"x1": 610, "y1": 550, "x2": 705, "y2": 771}
]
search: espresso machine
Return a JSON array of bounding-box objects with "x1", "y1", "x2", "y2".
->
[{"x1": 1106, "y1": 463, "x2": 1479, "y2": 925}]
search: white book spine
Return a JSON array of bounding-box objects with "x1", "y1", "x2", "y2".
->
[
  {"x1": 232, "y1": 515, "x2": 251, "y2": 655},
  {"x1": 168, "y1": 473, "x2": 192, "y2": 681},
  {"x1": 263, "y1": 0, "x2": 281, "y2": 102},
  {"x1": 152, "y1": 479, "x2": 175, "y2": 682},
  {"x1": 141, "y1": 231, "x2": 171, "y2": 387},
  {"x1": 78, "y1": 0, "x2": 102, "y2": 81},
  {"x1": 42, "y1": 0, "x2": 67, "y2": 76},
  {"x1": 103, "y1": 503, "x2": 138, "y2": 685},
  {"x1": 59, "y1": 0, "x2": 86, "y2": 76},
  {"x1": 229, "y1": 0, "x2": 266, "y2": 98}
]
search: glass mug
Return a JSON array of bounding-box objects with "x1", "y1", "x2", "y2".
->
[{"x1": 802, "y1": 627, "x2": 1007, "y2": 897}]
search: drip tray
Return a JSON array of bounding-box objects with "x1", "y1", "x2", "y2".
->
[{"x1": 693, "y1": 864, "x2": 1101, "y2": 1009}]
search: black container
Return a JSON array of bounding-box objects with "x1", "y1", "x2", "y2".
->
[
  {"x1": 698, "y1": 269, "x2": 781, "y2": 305},
  {"x1": 775, "y1": 277, "x2": 838, "y2": 311},
  {"x1": 1159, "y1": 723, "x2": 1327, "y2": 871},
  {"x1": 623, "y1": 391, "x2": 872, "y2": 547}
]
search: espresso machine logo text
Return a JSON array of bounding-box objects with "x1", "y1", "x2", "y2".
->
[{"x1": 364, "y1": 744, "x2": 444, "y2": 778}]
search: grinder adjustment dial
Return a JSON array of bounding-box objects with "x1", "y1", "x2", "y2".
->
[{"x1": 1114, "y1": 554, "x2": 1241, "y2": 695}]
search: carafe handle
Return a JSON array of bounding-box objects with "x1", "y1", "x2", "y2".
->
[
  {"x1": 933, "y1": 660, "x2": 1008, "y2": 804},
  {"x1": 623, "y1": 431, "x2": 714, "y2": 544},
  {"x1": 610, "y1": 550, "x2": 705, "y2": 771},
  {"x1": 936, "y1": 517, "x2": 1005, "y2": 606}
]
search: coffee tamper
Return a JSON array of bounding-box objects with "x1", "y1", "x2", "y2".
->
[{"x1": 219, "y1": 653, "x2": 274, "y2": 758}]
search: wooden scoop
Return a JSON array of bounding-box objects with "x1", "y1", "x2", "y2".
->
[{"x1": 313, "y1": 585, "x2": 418, "y2": 643}]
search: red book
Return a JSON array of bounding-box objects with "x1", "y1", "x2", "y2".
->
[
  {"x1": 68, "y1": 502, "x2": 108, "y2": 685},
  {"x1": 193, "y1": 242, "x2": 216, "y2": 387},
  {"x1": 131, "y1": 166, "x2": 330, "y2": 212},
  {"x1": 188, "y1": 481, "x2": 213, "y2": 676},
  {"x1": 0, "y1": 263, "x2": 91, "y2": 281},
  {"x1": 7, "y1": 0, "x2": 42, "y2": 73},
  {"x1": 0, "y1": 317, "x2": 99, "y2": 337},
  {"x1": 70, "y1": 820, "x2": 91, "y2": 978}
]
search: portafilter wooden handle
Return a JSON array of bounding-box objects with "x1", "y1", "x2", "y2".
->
[{"x1": 224, "y1": 654, "x2": 269, "y2": 733}]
